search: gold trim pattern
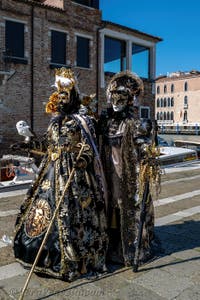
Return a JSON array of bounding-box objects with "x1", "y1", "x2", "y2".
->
[
  {"x1": 80, "y1": 196, "x2": 92, "y2": 209},
  {"x1": 41, "y1": 179, "x2": 51, "y2": 191}
]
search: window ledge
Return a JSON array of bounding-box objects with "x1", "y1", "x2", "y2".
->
[
  {"x1": 75, "y1": 66, "x2": 91, "y2": 70},
  {"x1": 49, "y1": 63, "x2": 71, "y2": 69},
  {"x1": 3, "y1": 55, "x2": 28, "y2": 64}
]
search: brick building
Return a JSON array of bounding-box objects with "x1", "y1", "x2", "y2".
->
[
  {"x1": 155, "y1": 70, "x2": 200, "y2": 134},
  {"x1": 0, "y1": 0, "x2": 162, "y2": 155}
]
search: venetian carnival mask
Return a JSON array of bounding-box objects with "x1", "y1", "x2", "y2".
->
[
  {"x1": 57, "y1": 91, "x2": 71, "y2": 113},
  {"x1": 111, "y1": 88, "x2": 129, "y2": 112},
  {"x1": 106, "y1": 70, "x2": 144, "y2": 112}
]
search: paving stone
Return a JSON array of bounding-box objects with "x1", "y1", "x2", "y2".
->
[
  {"x1": 0, "y1": 288, "x2": 10, "y2": 300},
  {"x1": 191, "y1": 273, "x2": 200, "y2": 285},
  {"x1": 138, "y1": 255, "x2": 178, "y2": 272},
  {"x1": 0, "y1": 262, "x2": 27, "y2": 281},
  {"x1": 118, "y1": 283, "x2": 167, "y2": 300},
  {"x1": 90, "y1": 269, "x2": 128, "y2": 299},
  {"x1": 132, "y1": 269, "x2": 192, "y2": 299},
  {"x1": 161, "y1": 257, "x2": 200, "y2": 278},
  {"x1": 174, "y1": 285, "x2": 200, "y2": 300},
  {"x1": 38, "y1": 281, "x2": 105, "y2": 300},
  {"x1": 171, "y1": 249, "x2": 200, "y2": 260}
]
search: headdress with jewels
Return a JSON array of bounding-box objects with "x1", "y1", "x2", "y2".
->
[
  {"x1": 106, "y1": 70, "x2": 144, "y2": 105},
  {"x1": 53, "y1": 67, "x2": 79, "y2": 94},
  {"x1": 46, "y1": 67, "x2": 79, "y2": 114}
]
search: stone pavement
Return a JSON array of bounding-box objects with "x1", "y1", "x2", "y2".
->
[
  {"x1": 1, "y1": 230, "x2": 200, "y2": 300},
  {"x1": 0, "y1": 168, "x2": 200, "y2": 300}
]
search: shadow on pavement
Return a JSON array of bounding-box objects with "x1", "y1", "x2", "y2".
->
[
  {"x1": 155, "y1": 220, "x2": 200, "y2": 255},
  {"x1": 34, "y1": 220, "x2": 200, "y2": 299}
]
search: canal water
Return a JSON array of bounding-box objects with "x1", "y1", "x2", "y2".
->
[{"x1": 159, "y1": 134, "x2": 200, "y2": 145}]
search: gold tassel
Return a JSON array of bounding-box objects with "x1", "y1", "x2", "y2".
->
[{"x1": 111, "y1": 209, "x2": 117, "y2": 229}]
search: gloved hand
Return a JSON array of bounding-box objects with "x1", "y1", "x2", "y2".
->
[{"x1": 73, "y1": 157, "x2": 87, "y2": 169}]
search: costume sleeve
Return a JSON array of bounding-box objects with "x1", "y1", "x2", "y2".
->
[
  {"x1": 133, "y1": 119, "x2": 154, "y2": 159},
  {"x1": 28, "y1": 136, "x2": 48, "y2": 154},
  {"x1": 10, "y1": 134, "x2": 48, "y2": 155}
]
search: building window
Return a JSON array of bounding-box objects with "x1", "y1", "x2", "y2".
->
[
  {"x1": 104, "y1": 36, "x2": 126, "y2": 74},
  {"x1": 171, "y1": 111, "x2": 174, "y2": 121},
  {"x1": 171, "y1": 97, "x2": 174, "y2": 107},
  {"x1": 171, "y1": 84, "x2": 174, "y2": 93},
  {"x1": 167, "y1": 97, "x2": 170, "y2": 107},
  {"x1": 164, "y1": 98, "x2": 167, "y2": 107},
  {"x1": 157, "y1": 86, "x2": 160, "y2": 94},
  {"x1": 76, "y1": 36, "x2": 90, "y2": 68},
  {"x1": 140, "y1": 106, "x2": 150, "y2": 119},
  {"x1": 72, "y1": 0, "x2": 99, "y2": 8},
  {"x1": 5, "y1": 20, "x2": 27, "y2": 64},
  {"x1": 51, "y1": 30, "x2": 67, "y2": 65},
  {"x1": 157, "y1": 112, "x2": 159, "y2": 120},
  {"x1": 132, "y1": 44, "x2": 149, "y2": 79},
  {"x1": 183, "y1": 111, "x2": 187, "y2": 122},
  {"x1": 167, "y1": 111, "x2": 170, "y2": 120},
  {"x1": 157, "y1": 98, "x2": 160, "y2": 107},
  {"x1": 164, "y1": 85, "x2": 167, "y2": 93},
  {"x1": 184, "y1": 81, "x2": 188, "y2": 91},
  {"x1": 164, "y1": 112, "x2": 166, "y2": 120},
  {"x1": 184, "y1": 95, "x2": 188, "y2": 108},
  {"x1": 160, "y1": 98, "x2": 163, "y2": 107}
]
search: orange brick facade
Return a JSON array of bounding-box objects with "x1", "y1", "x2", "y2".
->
[{"x1": 155, "y1": 71, "x2": 200, "y2": 134}]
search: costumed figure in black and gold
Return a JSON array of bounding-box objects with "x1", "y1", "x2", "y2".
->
[
  {"x1": 99, "y1": 70, "x2": 161, "y2": 267},
  {"x1": 13, "y1": 68, "x2": 108, "y2": 281}
]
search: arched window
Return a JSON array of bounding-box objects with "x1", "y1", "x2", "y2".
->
[
  {"x1": 161, "y1": 98, "x2": 163, "y2": 107},
  {"x1": 183, "y1": 110, "x2": 187, "y2": 121},
  {"x1": 168, "y1": 97, "x2": 170, "y2": 107},
  {"x1": 171, "y1": 84, "x2": 174, "y2": 93},
  {"x1": 164, "y1": 112, "x2": 166, "y2": 120},
  {"x1": 164, "y1": 85, "x2": 167, "y2": 93},
  {"x1": 164, "y1": 98, "x2": 167, "y2": 107},
  {"x1": 171, "y1": 97, "x2": 174, "y2": 107},
  {"x1": 167, "y1": 111, "x2": 170, "y2": 120},
  {"x1": 157, "y1": 98, "x2": 160, "y2": 107},
  {"x1": 184, "y1": 95, "x2": 188, "y2": 106},
  {"x1": 157, "y1": 86, "x2": 160, "y2": 94},
  {"x1": 160, "y1": 111, "x2": 163, "y2": 120},
  {"x1": 184, "y1": 81, "x2": 188, "y2": 91},
  {"x1": 157, "y1": 112, "x2": 160, "y2": 120},
  {"x1": 171, "y1": 111, "x2": 174, "y2": 121}
]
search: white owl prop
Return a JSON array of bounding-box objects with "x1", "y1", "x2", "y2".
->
[{"x1": 16, "y1": 120, "x2": 35, "y2": 142}]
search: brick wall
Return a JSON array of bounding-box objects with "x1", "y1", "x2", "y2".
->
[
  {"x1": 0, "y1": 0, "x2": 101, "y2": 156},
  {"x1": 0, "y1": 0, "x2": 157, "y2": 156}
]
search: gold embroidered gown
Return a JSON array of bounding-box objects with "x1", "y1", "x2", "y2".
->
[
  {"x1": 100, "y1": 108, "x2": 157, "y2": 266},
  {"x1": 14, "y1": 114, "x2": 108, "y2": 281}
]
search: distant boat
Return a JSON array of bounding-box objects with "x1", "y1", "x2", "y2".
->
[
  {"x1": 0, "y1": 154, "x2": 38, "y2": 190},
  {"x1": 159, "y1": 146, "x2": 198, "y2": 168},
  {"x1": 174, "y1": 139, "x2": 200, "y2": 159}
]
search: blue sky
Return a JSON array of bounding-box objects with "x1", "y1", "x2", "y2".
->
[{"x1": 100, "y1": 0, "x2": 200, "y2": 77}]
